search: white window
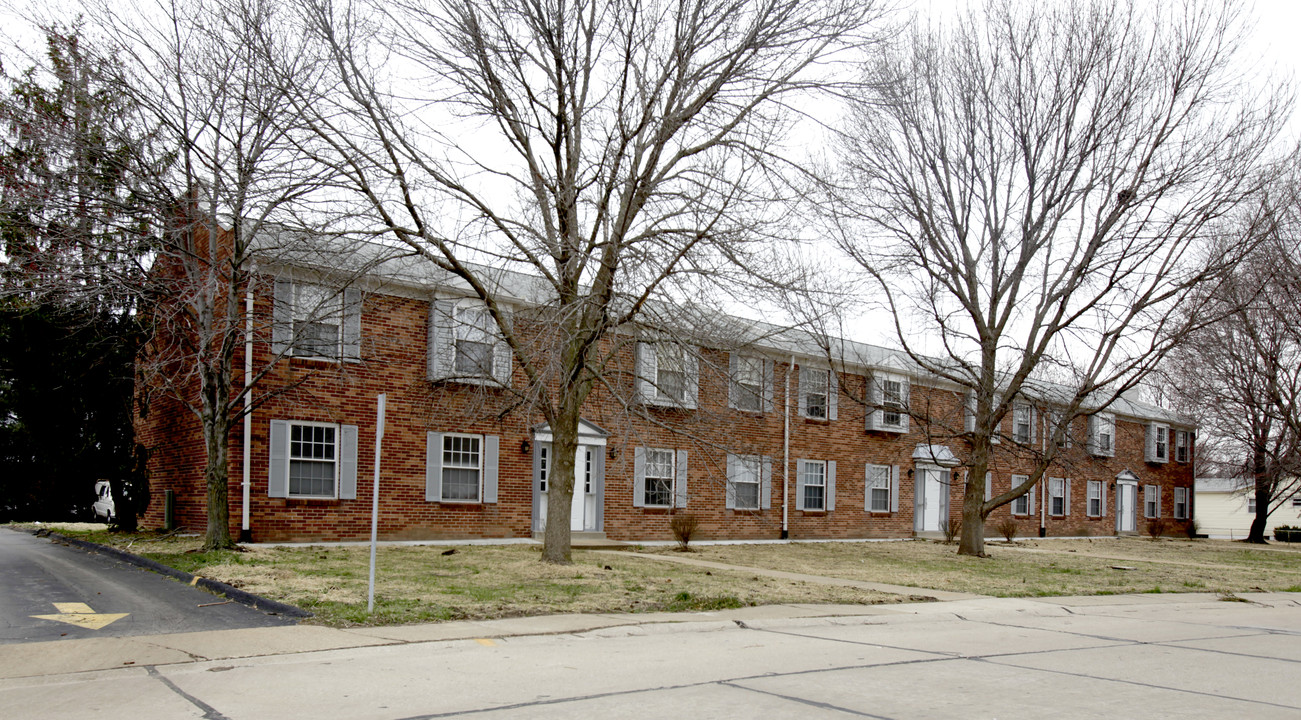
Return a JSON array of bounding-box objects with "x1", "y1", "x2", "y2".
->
[
  {"x1": 1087, "y1": 480, "x2": 1103, "y2": 517},
  {"x1": 801, "y1": 368, "x2": 831, "y2": 420},
  {"x1": 868, "y1": 373, "x2": 908, "y2": 432},
  {"x1": 866, "y1": 464, "x2": 891, "y2": 512},
  {"x1": 1174, "y1": 487, "x2": 1188, "y2": 519},
  {"x1": 729, "y1": 455, "x2": 761, "y2": 510},
  {"x1": 1292, "y1": 496, "x2": 1301, "y2": 509},
  {"x1": 1013, "y1": 404, "x2": 1034, "y2": 444},
  {"x1": 643, "y1": 448, "x2": 675, "y2": 507},
  {"x1": 882, "y1": 380, "x2": 905, "y2": 427},
  {"x1": 454, "y1": 304, "x2": 496, "y2": 377},
  {"x1": 1048, "y1": 410, "x2": 1070, "y2": 448},
  {"x1": 801, "y1": 460, "x2": 827, "y2": 511},
  {"x1": 1144, "y1": 484, "x2": 1159, "y2": 518},
  {"x1": 1049, "y1": 477, "x2": 1067, "y2": 516},
  {"x1": 1248, "y1": 496, "x2": 1257, "y2": 513},
  {"x1": 1147, "y1": 423, "x2": 1170, "y2": 463},
  {"x1": 1011, "y1": 474, "x2": 1031, "y2": 515},
  {"x1": 538, "y1": 444, "x2": 549, "y2": 492},
  {"x1": 441, "y1": 434, "x2": 483, "y2": 502},
  {"x1": 731, "y1": 355, "x2": 765, "y2": 413},
  {"x1": 292, "y1": 284, "x2": 343, "y2": 358},
  {"x1": 1088, "y1": 413, "x2": 1115, "y2": 457},
  {"x1": 656, "y1": 344, "x2": 687, "y2": 402},
  {"x1": 1175, "y1": 431, "x2": 1189, "y2": 463},
  {"x1": 636, "y1": 342, "x2": 697, "y2": 408},
  {"x1": 288, "y1": 422, "x2": 338, "y2": 498}
]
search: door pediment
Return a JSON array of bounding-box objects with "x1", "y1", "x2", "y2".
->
[{"x1": 530, "y1": 419, "x2": 610, "y2": 446}]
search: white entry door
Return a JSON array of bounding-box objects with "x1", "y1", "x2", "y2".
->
[
  {"x1": 921, "y1": 468, "x2": 943, "y2": 532},
  {"x1": 1117, "y1": 482, "x2": 1137, "y2": 532},
  {"x1": 539, "y1": 445, "x2": 594, "y2": 532}
]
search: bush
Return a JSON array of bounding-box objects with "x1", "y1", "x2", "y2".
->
[
  {"x1": 941, "y1": 518, "x2": 961, "y2": 543},
  {"x1": 1146, "y1": 518, "x2": 1166, "y2": 540},
  {"x1": 1274, "y1": 526, "x2": 1299, "y2": 543},
  {"x1": 1185, "y1": 518, "x2": 1200, "y2": 539},
  {"x1": 996, "y1": 518, "x2": 1019, "y2": 542},
  {"x1": 670, "y1": 513, "x2": 700, "y2": 551}
]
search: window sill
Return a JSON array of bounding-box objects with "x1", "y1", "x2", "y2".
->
[
  {"x1": 289, "y1": 355, "x2": 361, "y2": 366},
  {"x1": 799, "y1": 509, "x2": 827, "y2": 515},
  {"x1": 285, "y1": 498, "x2": 340, "y2": 507},
  {"x1": 801, "y1": 417, "x2": 830, "y2": 424}
]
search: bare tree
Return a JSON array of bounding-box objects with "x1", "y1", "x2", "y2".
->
[
  {"x1": 829, "y1": 0, "x2": 1288, "y2": 556},
  {"x1": 298, "y1": 0, "x2": 882, "y2": 562},
  {"x1": 83, "y1": 0, "x2": 359, "y2": 550},
  {"x1": 1164, "y1": 178, "x2": 1301, "y2": 543}
]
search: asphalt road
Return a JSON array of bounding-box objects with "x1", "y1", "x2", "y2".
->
[{"x1": 0, "y1": 527, "x2": 297, "y2": 644}]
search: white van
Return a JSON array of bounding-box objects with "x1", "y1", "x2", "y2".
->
[{"x1": 92, "y1": 481, "x2": 115, "y2": 523}]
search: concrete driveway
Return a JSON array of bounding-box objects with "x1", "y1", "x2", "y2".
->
[{"x1": 2, "y1": 592, "x2": 1299, "y2": 719}]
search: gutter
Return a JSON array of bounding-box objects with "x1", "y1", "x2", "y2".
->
[
  {"x1": 782, "y1": 355, "x2": 793, "y2": 539},
  {"x1": 241, "y1": 275, "x2": 254, "y2": 543}
]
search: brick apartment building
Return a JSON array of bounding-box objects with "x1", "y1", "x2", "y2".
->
[{"x1": 137, "y1": 245, "x2": 1196, "y2": 543}]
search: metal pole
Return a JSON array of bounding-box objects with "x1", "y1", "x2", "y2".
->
[{"x1": 367, "y1": 394, "x2": 386, "y2": 613}]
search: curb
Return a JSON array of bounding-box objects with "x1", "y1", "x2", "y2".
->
[{"x1": 25, "y1": 528, "x2": 314, "y2": 619}]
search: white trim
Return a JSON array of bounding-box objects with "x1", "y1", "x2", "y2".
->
[{"x1": 285, "y1": 420, "x2": 342, "y2": 500}]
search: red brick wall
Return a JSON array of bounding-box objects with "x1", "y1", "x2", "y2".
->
[{"x1": 138, "y1": 280, "x2": 1196, "y2": 542}]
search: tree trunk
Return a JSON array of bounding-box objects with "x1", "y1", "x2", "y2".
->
[
  {"x1": 202, "y1": 411, "x2": 236, "y2": 550},
  {"x1": 541, "y1": 413, "x2": 579, "y2": 564},
  {"x1": 957, "y1": 477, "x2": 987, "y2": 556},
  {"x1": 1246, "y1": 451, "x2": 1270, "y2": 544}
]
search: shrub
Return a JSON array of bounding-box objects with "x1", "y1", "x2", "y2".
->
[
  {"x1": 670, "y1": 513, "x2": 700, "y2": 551},
  {"x1": 1146, "y1": 518, "x2": 1166, "y2": 540},
  {"x1": 1185, "y1": 518, "x2": 1201, "y2": 539},
  {"x1": 941, "y1": 518, "x2": 961, "y2": 543},
  {"x1": 996, "y1": 519, "x2": 1019, "y2": 542}
]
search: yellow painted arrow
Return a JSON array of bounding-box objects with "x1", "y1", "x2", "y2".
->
[{"x1": 31, "y1": 602, "x2": 129, "y2": 630}]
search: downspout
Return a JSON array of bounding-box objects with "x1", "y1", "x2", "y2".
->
[
  {"x1": 1039, "y1": 410, "x2": 1047, "y2": 538},
  {"x1": 781, "y1": 355, "x2": 794, "y2": 539},
  {"x1": 240, "y1": 272, "x2": 254, "y2": 543}
]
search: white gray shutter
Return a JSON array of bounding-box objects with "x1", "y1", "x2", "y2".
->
[
  {"x1": 985, "y1": 471, "x2": 992, "y2": 502},
  {"x1": 633, "y1": 446, "x2": 646, "y2": 507},
  {"x1": 939, "y1": 470, "x2": 950, "y2": 522},
  {"x1": 427, "y1": 300, "x2": 456, "y2": 381},
  {"x1": 342, "y1": 288, "x2": 362, "y2": 360},
  {"x1": 913, "y1": 469, "x2": 924, "y2": 532},
  {"x1": 339, "y1": 424, "x2": 358, "y2": 499},
  {"x1": 828, "y1": 372, "x2": 839, "y2": 421},
  {"x1": 761, "y1": 359, "x2": 774, "y2": 413},
  {"x1": 725, "y1": 454, "x2": 737, "y2": 510},
  {"x1": 636, "y1": 343, "x2": 657, "y2": 403},
  {"x1": 1145, "y1": 424, "x2": 1158, "y2": 462},
  {"x1": 675, "y1": 450, "x2": 688, "y2": 508},
  {"x1": 1087, "y1": 415, "x2": 1100, "y2": 455},
  {"x1": 268, "y1": 420, "x2": 288, "y2": 498},
  {"x1": 827, "y1": 460, "x2": 836, "y2": 511},
  {"x1": 593, "y1": 448, "x2": 606, "y2": 529},
  {"x1": 1028, "y1": 483, "x2": 1036, "y2": 514},
  {"x1": 889, "y1": 465, "x2": 900, "y2": 513},
  {"x1": 684, "y1": 350, "x2": 699, "y2": 409},
  {"x1": 491, "y1": 307, "x2": 513, "y2": 387},
  {"x1": 797, "y1": 366, "x2": 809, "y2": 417},
  {"x1": 795, "y1": 459, "x2": 807, "y2": 511},
  {"x1": 1064, "y1": 478, "x2": 1071, "y2": 515},
  {"x1": 483, "y1": 435, "x2": 499, "y2": 503},
  {"x1": 866, "y1": 376, "x2": 881, "y2": 431},
  {"x1": 898, "y1": 379, "x2": 911, "y2": 432},
  {"x1": 426, "y1": 432, "x2": 443, "y2": 501},
  {"x1": 272, "y1": 280, "x2": 293, "y2": 355},
  {"x1": 1101, "y1": 480, "x2": 1108, "y2": 518},
  {"x1": 965, "y1": 393, "x2": 976, "y2": 433},
  {"x1": 727, "y1": 353, "x2": 740, "y2": 409},
  {"x1": 760, "y1": 456, "x2": 772, "y2": 510},
  {"x1": 1155, "y1": 485, "x2": 1162, "y2": 518}
]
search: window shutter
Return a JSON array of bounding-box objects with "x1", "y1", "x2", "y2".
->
[
  {"x1": 342, "y1": 288, "x2": 362, "y2": 360},
  {"x1": 1064, "y1": 478, "x2": 1071, "y2": 515},
  {"x1": 684, "y1": 350, "x2": 699, "y2": 410},
  {"x1": 727, "y1": 353, "x2": 740, "y2": 409},
  {"x1": 795, "y1": 459, "x2": 808, "y2": 511},
  {"x1": 1145, "y1": 424, "x2": 1157, "y2": 462},
  {"x1": 1155, "y1": 485, "x2": 1161, "y2": 518},
  {"x1": 797, "y1": 366, "x2": 809, "y2": 417},
  {"x1": 426, "y1": 432, "x2": 443, "y2": 501},
  {"x1": 985, "y1": 471, "x2": 993, "y2": 502},
  {"x1": 427, "y1": 300, "x2": 456, "y2": 381},
  {"x1": 938, "y1": 470, "x2": 950, "y2": 522},
  {"x1": 483, "y1": 435, "x2": 499, "y2": 503},
  {"x1": 272, "y1": 279, "x2": 293, "y2": 356},
  {"x1": 725, "y1": 454, "x2": 737, "y2": 510},
  {"x1": 1101, "y1": 480, "x2": 1108, "y2": 518},
  {"x1": 865, "y1": 376, "x2": 881, "y2": 431},
  {"x1": 990, "y1": 393, "x2": 1002, "y2": 444},
  {"x1": 760, "y1": 456, "x2": 772, "y2": 509},
  {"x1": 828, "y1": 372, "x2": 839, "y2": 421},
  {"x1": 269, "y1": 420, "x2": 288, "y2": 498},
  {"x1": 761, "y1": 359, "x2": 775, "y2": 413},
  {"x1": 898, "y1": 379, "x2": 910, "y2": 432},
  {"x1": 636, "y1": 343, "x2": 657, "y2": 404},
  {"x1": 339, "y1": 424, "x2": 359, "y2": 499},
  {"x1": 491, "y1": 307, "x2": 513, "y2": 387},
  {"x1": 593, "y1": 448, "x2": 606, "y2": 530},
  {"x1": 1087, "y1": 415, "x2": 1099, "y2": 455},
  {"x1": 965, "y1": 393, "x2": 976, "y2": 433},
  {"x1": 675, "y1": 450, "x2": 688, "y2": 508},
  {"x1": 1028, "y1": 483, "x2": 1036, "y2": 514},
  {"x1": 889, "y1": 464, "x2": 900, "y2": 513},
  {"x1": 633, "y1": 446, "x2": 646, "y2": 508},
  {"x1": 827, "y1": 460, "x2": 836, "y2": 511},
  {"x1": 913, "y1": 468, "x2": 924, "y2": 532}
]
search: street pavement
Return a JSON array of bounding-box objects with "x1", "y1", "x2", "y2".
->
[
  {"x1": 0, "y1": 528, "x2": 297, "y2": 644},
  {"x1": 2, "y1": 591, "x2": 1300, "y2": 719}
]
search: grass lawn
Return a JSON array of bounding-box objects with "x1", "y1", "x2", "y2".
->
[
  {"x1": 17, "y1": 524, "x2": 1301, "y2": 627},
  {"x1": 648, "y1": 537, "x2": 1301, "y2": 598},
  {"x1": 18, "y1": 526, "x2": 903, "y2": 627}
]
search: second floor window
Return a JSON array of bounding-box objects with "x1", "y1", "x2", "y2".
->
[
  {"x1": 454, "y1": 305, "x2": 495, "y2": 376},
  {"x1": 802, "y1": 368, "x2": 829, "y2": 420},
  {"x1": 292, "y1": 284, "x2": 342, "y2": 358}
]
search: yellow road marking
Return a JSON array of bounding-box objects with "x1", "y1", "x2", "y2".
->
[
  {"x1": 475, "y1": 638, "x2": 496, "y2": 647},
  {"x1": 31, "y1": 602, "x2": 129, "y2": 630}
]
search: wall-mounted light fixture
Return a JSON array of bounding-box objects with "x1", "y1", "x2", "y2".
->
[
  {"x1": 521, "y1": 439, "x2": 531, "y2": 454},
  {"x1": 607, "y1": 445, "x2": 619, "y2": 460}
]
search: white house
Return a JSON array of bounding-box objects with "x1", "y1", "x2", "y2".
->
[{"x1": 1194, "y1": 477, "x2": 1301, "y2": 540}]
